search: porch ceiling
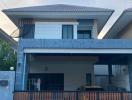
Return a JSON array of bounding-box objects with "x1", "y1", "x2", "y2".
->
[{"x1": 29, "y1": 53, "x2": 129, "y2": 65}]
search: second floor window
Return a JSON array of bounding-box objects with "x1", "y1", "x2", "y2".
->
[
  {"x1": 62, "y1": 25, "x2": 73, "y2": 39},
  {"x1": 77, "y1": 30, "x2": 91, "y2": 39}
]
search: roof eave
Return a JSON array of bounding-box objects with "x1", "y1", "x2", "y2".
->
[{"x1": 3, "y1": 10, "x2": 113, "y2": 33}]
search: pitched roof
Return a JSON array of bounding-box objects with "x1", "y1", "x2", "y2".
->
[
  {"x1": 3, "y1": 4, "x2": 113, "y2": 12},
  {"x1": 3, "y1": 4, "x2": 114, "y2": 34}
]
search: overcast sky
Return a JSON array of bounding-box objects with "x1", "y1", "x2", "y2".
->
[{"x1": 0, "y1": 0, "x2": 132, "y2": 39}]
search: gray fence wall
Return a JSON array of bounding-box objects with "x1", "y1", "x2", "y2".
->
[{"x1": 0, "y1": 71, "x2": 15, "y2": 100}]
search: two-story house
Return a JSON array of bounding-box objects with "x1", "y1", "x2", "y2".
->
[{"x1": 3, "y1": 4, "x2": 132, "y2": 100}]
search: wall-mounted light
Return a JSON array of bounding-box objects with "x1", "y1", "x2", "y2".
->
[{"x1": 10, "y1": 67, "x2": 14, "y2": 71}]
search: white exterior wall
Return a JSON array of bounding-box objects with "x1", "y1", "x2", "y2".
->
[
  {"x1": 34, "y1": 21, "x2": 78, "y2": 39},
  {"x1": 35, "y1": 23, "x2": 62, "y2": 39},
  {"x1": 29, "y1": 56, "x2": 98, "y2": 91}
]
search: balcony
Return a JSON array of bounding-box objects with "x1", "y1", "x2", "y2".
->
[
  {"x1": 20, "y1": 39, "x2": 132, "y2": 49},
  {"x1": 14, "y1": 91, "x2": 132, "y2": 100}
]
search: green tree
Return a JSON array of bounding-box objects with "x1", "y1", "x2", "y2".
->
[{"x1": 0, "y1": 39, "x2": 16, "y2": 71}]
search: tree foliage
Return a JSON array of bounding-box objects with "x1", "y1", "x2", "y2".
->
[{"x1": 0, "y1": 39, "x2": 17, "y2": 70}]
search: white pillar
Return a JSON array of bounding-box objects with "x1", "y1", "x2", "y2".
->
[
  {"x1": 22, "y1": 53, "x2": 27, "y2": 90},
  {"x1": 74, "y1": 25, "x2": 77, "y2": 39},
  {"x1": 92, "y1": 19, "x2": 98, "y2": 39}
]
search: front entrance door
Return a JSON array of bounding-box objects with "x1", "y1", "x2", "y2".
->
[{"x1": 28, "y1": 73, "x2": 64, "y2": 91}]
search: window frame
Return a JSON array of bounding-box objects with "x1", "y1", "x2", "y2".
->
[
  {"x1": 62, "y1": 25, "x2": 74, "y2": 39},
  {"x1": 77, "y1": 30, "x2": 92, "y2": 39}
]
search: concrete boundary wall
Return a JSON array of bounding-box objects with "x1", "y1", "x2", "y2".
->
[{"x1": 0, "y1": 71, "x2": 15, "y2": 100}]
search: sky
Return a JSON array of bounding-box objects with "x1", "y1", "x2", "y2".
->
[{"x1": 0, "y1": 0, "x2": 132, "y2": 39}]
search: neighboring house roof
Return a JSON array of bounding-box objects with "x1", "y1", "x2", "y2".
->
[
  {"x1": 0, "y1": 28, "x2": 17, "y2": 51},
  {"x1": 104, "y1": 8, "x2": 132, "y2": 38},
  {"x1": 3, "y1": 4, "x2": 114, "y2": 33}
]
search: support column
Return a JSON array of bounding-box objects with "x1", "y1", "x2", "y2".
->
[
  {"x1": 108, "y1": 64, "x2": 112, "y2": 85},
  {"x1": 15, "y1": 40, "x2": 28, "y2": 91},
  {"x1": 128, "y1": 56, "x2": 132, "y2": 91},
  {"x1": 22, "y1": 53, "x2": 27, "y2": 90}
]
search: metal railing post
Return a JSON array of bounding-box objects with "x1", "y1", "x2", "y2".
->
[
  {"x1": 120, "y1": 92, "x2": 123, "y2": 100},
  {"x1": 96, "y1": 92, "x2": 99, "y2": 100}
]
